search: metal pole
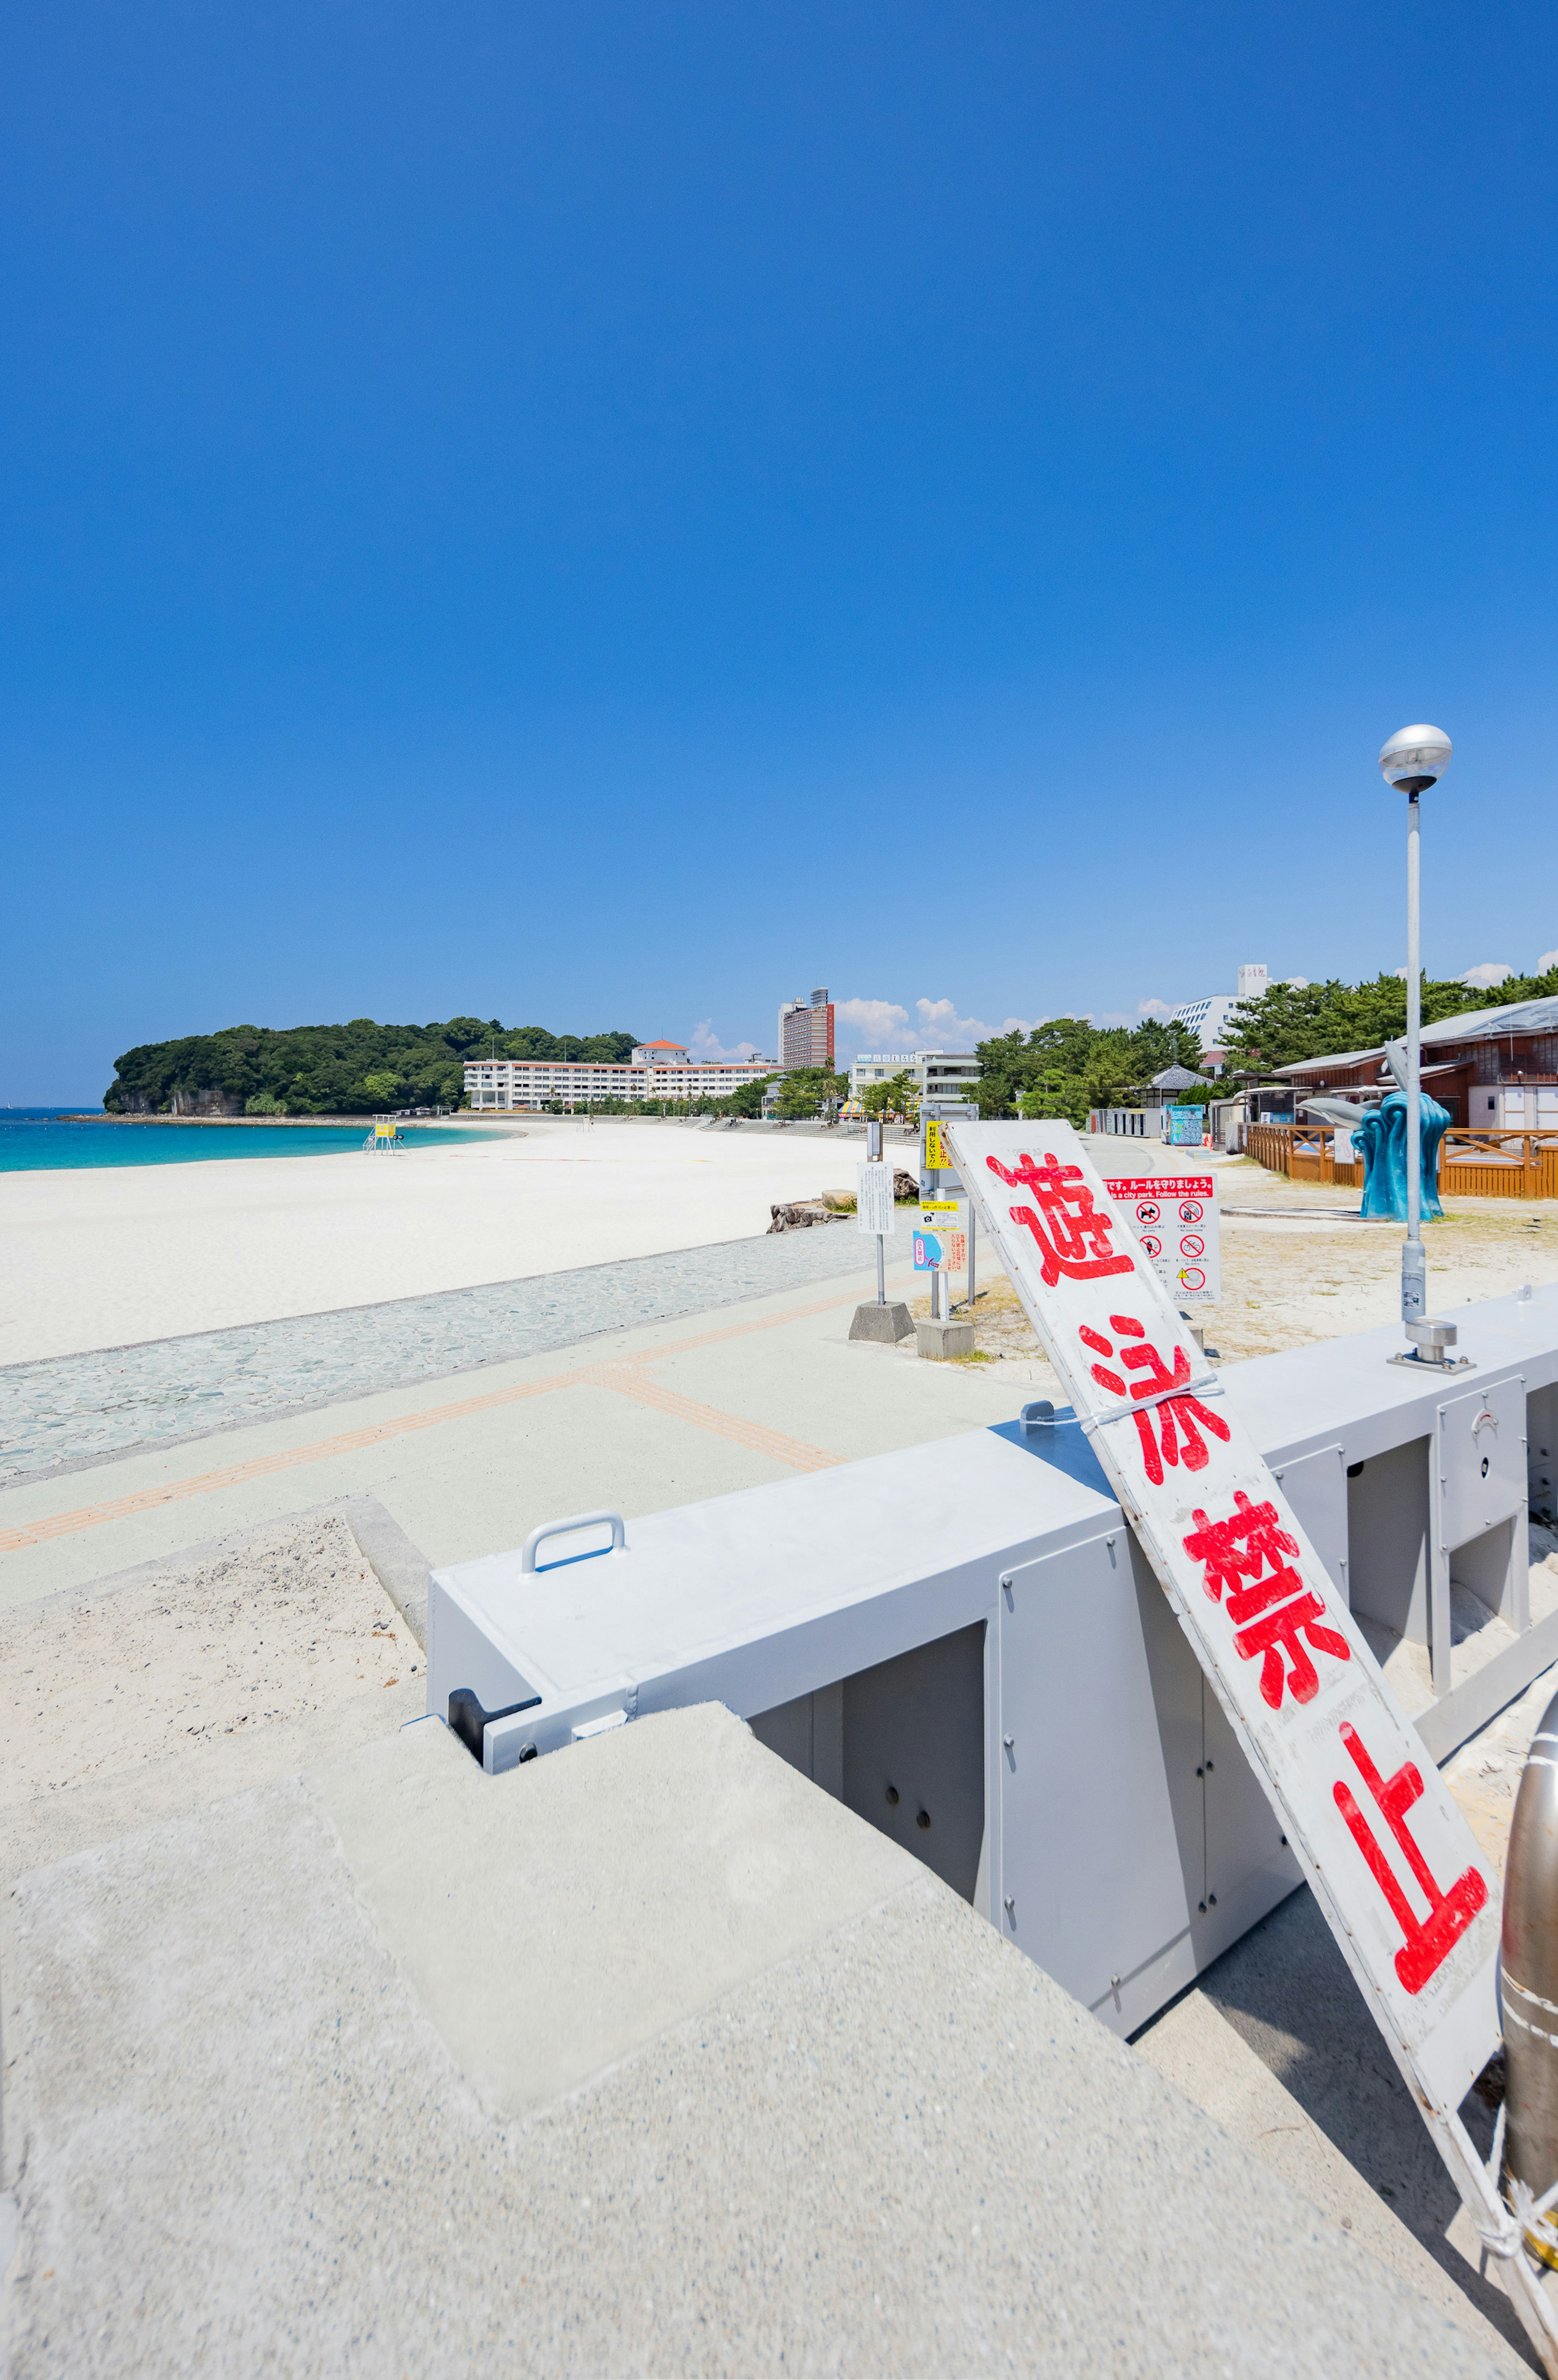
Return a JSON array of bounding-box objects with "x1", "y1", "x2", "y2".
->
[
  {"x1": 1403, "y1": 792, "x2": 1426, "y2": 1326},
  {"x1": 1502, "y1": 1684, "x2": 1558, "y2": 2229},
  {"x1": 877, "y1": 1231, "x2": 886, "y2": 1307}
]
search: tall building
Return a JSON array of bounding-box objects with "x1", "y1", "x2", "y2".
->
[
  {"x1": 1171, "y1": 963, "x2": 1270, "y2": 1058},
  {"x1": 778, "y1": 987, "x2": 835, "y2": 1072}
]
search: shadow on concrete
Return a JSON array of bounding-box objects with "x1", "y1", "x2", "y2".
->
[{"x1": 1158, "y1": 1885, "x2": 1531, "y2": 2364}]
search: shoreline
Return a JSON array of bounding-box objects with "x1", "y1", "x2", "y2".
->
[
  {"x1": 52, "y1": 1112, "x2": 478, "y2": 1129},
  {"x1": 0, "y1": 1117, "x2": 870, "y2": 1362}
]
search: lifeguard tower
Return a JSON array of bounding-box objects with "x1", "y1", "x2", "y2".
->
[{"x1": 362, "y1": 1115, "x2": 404, "y2": 1151}]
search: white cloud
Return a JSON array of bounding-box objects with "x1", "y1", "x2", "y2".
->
[
  {"x1": 1137, "y1": 997, "x2": 1174, "y2": 1020},
  {"x1": 1460, "y1": 962, "x2": 1515, "y2": 990},
  {"x1": 1394, "y1": 966, "x2": 1409, "y2": 980},
  {"x1": 1540, "y1": 951, "x2": 1558, "y2": 974},
  {"x1": 996, "y1": 1015, "x2": 1046, "y2": 1037},
  {"x1": 1285, "y1": 976, "x2": 1310, "y2": 989},
  {"x1": 686, "y1": 1018, "x2": 762, "y2": 1063},
  {"x1": 916, "y1": 996, "x2": 989, "y2": 1046},
  {"x1": 835, "y1": 996, "x2": 910, "y2": 1052}
]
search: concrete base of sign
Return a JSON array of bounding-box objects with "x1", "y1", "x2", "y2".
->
[
  {"x1": 848, "y1": 1298, "x2": 913, "y2": 1344},
  {"x1": 915, "y1": 1315, "x2": 975, "y2": 1360}
]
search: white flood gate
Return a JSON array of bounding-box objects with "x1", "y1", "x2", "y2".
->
[{"x1": 947, "y1": 1120, "x2": 1555, "y2": 2368}]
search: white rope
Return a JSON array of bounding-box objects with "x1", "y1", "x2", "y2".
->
[
  {"x1": 1079, "y1": 1373, "x2": 1225, "y2": 1435},
  {"x1": 1474, "y1": 2100, "x2": 1558, "y2": 2263}
]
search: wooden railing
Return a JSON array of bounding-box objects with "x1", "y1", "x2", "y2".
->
[{"x1": 1247, "y1": 1122, "x2": 1558, "y2": 1200}]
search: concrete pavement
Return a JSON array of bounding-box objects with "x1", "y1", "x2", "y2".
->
[{"x1": 0, "y1": 1704, "x2": 1519, "y2": 2377}]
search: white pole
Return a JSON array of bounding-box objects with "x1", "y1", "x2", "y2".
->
[{"x1": 1403, "y1": 792, "x2": 1425, "y2": 1325}]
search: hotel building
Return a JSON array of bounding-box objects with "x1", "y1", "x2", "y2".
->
[
  {"x1": 463, "y1": 1040, "x2": 774, "y2": 1110},
  {"x1": 777, "y1": 989, "x2": 835, "y2": 1072}
]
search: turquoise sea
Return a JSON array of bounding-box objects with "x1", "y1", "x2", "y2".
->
[{"x1": 0, "y1": 1110, "x2": 502, "y2": 1173}]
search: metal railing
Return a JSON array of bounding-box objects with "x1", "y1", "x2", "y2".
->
[{"x1": 1248, "y1": 1121, "x2": 1558, "y2": 1199}]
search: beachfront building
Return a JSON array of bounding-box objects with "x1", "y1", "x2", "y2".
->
[
  {"x1": 1267, "y1": 992, "x2": 1558, "y2": 1128},
  {"x1": 777, "y1": 989, "x2": 835, "y2": 1071},
  {"x1": 464, "y1": 1043, "x2": 773, "y2": 1110},
  {"x1": 847, "y1": 1049, "x2": 981, "y2": 1103}
]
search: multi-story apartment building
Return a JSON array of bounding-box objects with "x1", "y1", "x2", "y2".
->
[
  {"x1": 777, "y1": 989, "x2": 835, "y2": 1072},
  {"x1": 463, "y1": 1040, "x2": 773, "y2": 1110},
  {"x1": 1171, "y1": 964, "x2": 1269, "y2": 1059},
  {"x1": 847, "y1": 1049, "x2": 981, "y2": 1104}
]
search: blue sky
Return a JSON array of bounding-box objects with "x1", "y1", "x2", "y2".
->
[{"x1": 5, "y1": 1, "x2": 1557, "y2": 1098}]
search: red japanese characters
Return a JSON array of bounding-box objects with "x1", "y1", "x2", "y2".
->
[
  {"x1": 1182, "y1": 1489, "x2": 1351, "y2": 1710},
  {"x1": 1332, "y1": 1722, "x2": 1487, "y2": 1994},
  {"x1": 987, "y1": 1150, "x2": 1136, "y2": 1287},
  {"x1": 1080, "y1": 1314, "x2": 1231, "y2": 1485}
]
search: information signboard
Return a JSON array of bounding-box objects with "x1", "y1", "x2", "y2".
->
[
  {"x1": 913, "y1": 1199, "x2": 968, "y2": 1271},
  {"x1": 942, "y1": 1119, "x2": 1539, "y2": 2346},
  {"x1": 1164, "y1": 1106, "x2": 1206, "y2": 1147},
  {"x1": 856, "y1": 1162, "x2": 896, "y2": 1238},
  {"x1": 923, "y1": 1118, "x2": 950, "y2": 1171},
  {"x1": 1105, "y1": 1175, "x2": 1221, "y2": 1306}
]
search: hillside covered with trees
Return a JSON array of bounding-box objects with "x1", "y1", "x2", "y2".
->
[{"x1": 104, "y1": 1018, "x2": 638, "y2": 1116}]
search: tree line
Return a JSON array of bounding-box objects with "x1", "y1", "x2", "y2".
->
[
  {"x1": 104, "y1": 1018, "x2": 639, "y2": 1116},
  {"x1": 1217, "y1": 966, "x2": 1558, "y2": 1072},
  {"x1": 972, "y1": 1017, "x2": 1208, "y2": 1124}
]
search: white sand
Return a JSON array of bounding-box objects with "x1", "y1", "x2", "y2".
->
[
  {"x1": 0, "y1": 1513, "x2": 425, "y2": 1889},
  {"x1": 0, "y1": 1120, "x2": 859, "y2": 1363}
]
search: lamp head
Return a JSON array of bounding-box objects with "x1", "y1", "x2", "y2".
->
[{"x1": 1379, "y1": 723, "x2": 1452, "y2": 796}]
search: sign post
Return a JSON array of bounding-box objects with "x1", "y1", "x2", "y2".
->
[
  {"x1": 921, "y1": 1098, "x2": 979, "y2": 1323},
  {"x1": 848, "y1": 1115, "x2": 911, "y2": 1345},
  {"x1": 946, "y1": 1117, "x2": 1558, "y2": 2373}
]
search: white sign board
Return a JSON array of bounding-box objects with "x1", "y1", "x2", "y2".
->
[
  {"x1": 856, "y1": 1161, "x2": 896, "y2": 1238},
  {"x1": 913, "y1": 1199, "x2": 968, "y2": 1272},
  {"x1": 945, "y1": 1120, "x2": 1521, "y2": 2311},
  {"x1": 1105, "y1": 1175, "x2": 1221, "y2": 1306}
]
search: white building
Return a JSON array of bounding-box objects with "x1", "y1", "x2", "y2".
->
[
  {"x1": 1171, "y1": 964, "x2": 1269, "y2": 1058},
  {"x1": 847, "y1": 1049, "x2": 981, "y2": 1103},
  {"x1": 465, "y1": 1042, "x2": 773, "y2": 1110}
]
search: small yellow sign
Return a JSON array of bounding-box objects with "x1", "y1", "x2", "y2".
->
[{"x1": 924, "y1": 1119, "x2": 947, "y2": 1170}]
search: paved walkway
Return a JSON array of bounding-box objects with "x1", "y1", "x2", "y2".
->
[{"x1": 0, "y1": 1223, "x2": 884, "y2": 1488}]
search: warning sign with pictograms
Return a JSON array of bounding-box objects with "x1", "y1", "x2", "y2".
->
[{"x1": 1105, "y1": 1175, "x2": 1221, "y2": 1306}]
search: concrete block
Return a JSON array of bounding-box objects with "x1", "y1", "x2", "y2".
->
[
  {"x1": 0, "y1": 1700, "x2": 1513, "y2": 2376},
  {"x1": 847, "y1": 1298, "x2": 913, "y2": 1344},
  {"x1": 915, "y1": 1315, "x2": 975, "y2": 1360}
]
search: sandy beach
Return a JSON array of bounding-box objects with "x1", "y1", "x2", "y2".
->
[{"x1": 0, "y1": 1119, "x2": 861, "y2": 1363}]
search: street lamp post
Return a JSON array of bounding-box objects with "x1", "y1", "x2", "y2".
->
[{"x1": 1377, "y1": 724, "x2": 1453, "y2": 1330}]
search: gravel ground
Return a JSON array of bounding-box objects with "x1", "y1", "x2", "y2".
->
[{"x1": 0, "y1": 1221, "x2": 878, "y2": 1488}]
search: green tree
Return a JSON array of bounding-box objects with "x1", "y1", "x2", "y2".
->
[
  {"x1": 1220, "y1": 974, "x2": 1494, "y2": 1072},
  {"x1": 1017, "y1": 1069, "x2": 1091, "y2": 1125},
  {"x1": 777, "y1": 1067, "x2": 847, "y2": 1118},
  {"x1": 862, "y1": 1068, "x2": 918, "y2": 1121},
  {"x1": 103, "y1": 1016, "x2": 641, "y2": 1117}
]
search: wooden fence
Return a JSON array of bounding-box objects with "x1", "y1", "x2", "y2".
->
[{"x1": 1247, "y1": 1122, "x2": 1558, "y2": 1200}]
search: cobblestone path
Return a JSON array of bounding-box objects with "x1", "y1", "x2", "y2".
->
[{"x1": 0, "y1": 1227, "x2": 883, "y2": 1487}]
